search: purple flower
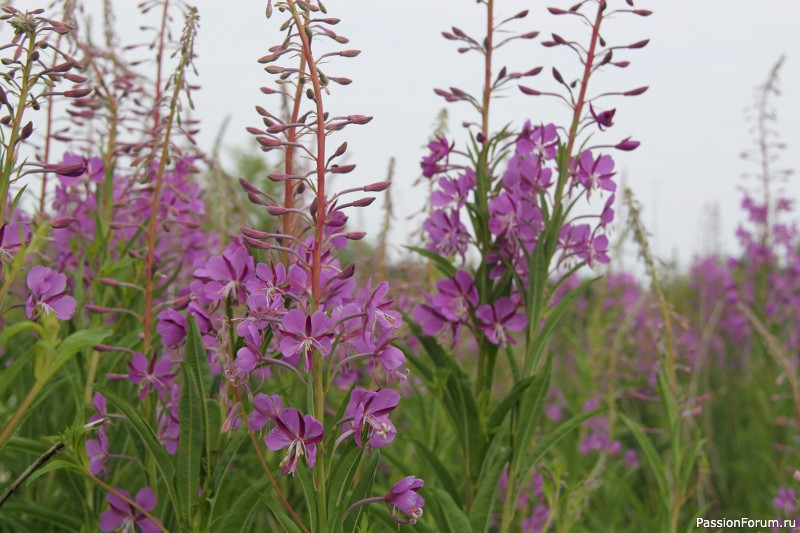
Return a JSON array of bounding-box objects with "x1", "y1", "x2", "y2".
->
[
  {"x1": 352, "y1": 329, "x2": 407, "y2": 378},
  {"x1": 88, "y1": 393, "x2": 110, "y2": 425},
  {"x1": 430, "y1": 269, "x2": 478, "y2": 322},
  {"x1": 192, "y1": 241, "x2": 254, "y2": 303},
  {"x1": 575, "y1": 150, "x2": 616, "y2": 196},
  {"x1": 128, "y1": 353, "x2": 175, "y2": 400},
  {"x1": 476, "y1": 297, "x2": 527, "y2": 345},
  {"x1": 589, "y1": 104, "x2": 616, "y2": 131},
  {"x1": 278, "y1": 309, "x2": 334, "y2": 372},
  {"x1": 249, "y1": 393, "x2": 283, "y2": 431},
  {"x1": 235, "y1": 320, "x2": 270, "y2": 379},
  {"x1": 86, "y1": 428, "x2": 110, "y2": 476},
  {"x1": 384, "y1": 476, "x2": 425, "y2": 525},
  {"x1": 421, "y1": 135, "x2": 453, "y2": 178},
  {"x1": 424, "y1": 209, "x2": 469, "y2": 259},
  {"x1": 245, "y1": 261, "x2": 287, "y2": 300},
  {"x1": 431, "y1": 171, "x2": 475, "y2": 209},
  {"x1": 0, "y1": 218, "x2": 29, "y2": 276},
  {"x1": 25, "y1": 266, "x2": 77, "y2": 320},
  {"x1": 516, "y1": 122, "x2": 558, "y2": 160},
  {"x1": 99, "y1": 487, "x2": 161, "y2": 533},
  {"x1": 341, "y1": 388, "x2": 400, "y2": 448},
  {"x1": 774, "y1": 487, "x2": 797, "y2": 515},
  {"x1": 156, "y1": 309, "x2": 186, "y2": 347},
  {"x1": 264, "y1": 408, "x2": 323, "y2": 475},
  {"x1": 364, "y1": 281, "x2": 402, "y2": 331},
  {"x1": 488, "y1": 192, "x2": 542, "y2": 250}
]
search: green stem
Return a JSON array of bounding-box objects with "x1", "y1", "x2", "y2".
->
[{"x1": 0, "y1": 32, "x2": 36, "y2": 226}]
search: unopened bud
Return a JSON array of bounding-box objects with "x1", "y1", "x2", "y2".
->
[
  {"x1": 624, "y1": 86, "x2": 649, "y2": 96},
  {"x1": 340, "y1": 50, "x2": 361, "y2": 58},
  {"x1": 353, "y1": 197, "x2": 375, "y2": 207},
  {"x1": 345, "y1": 232, "x2": 366, "y2": 240},
  {"x1": 266, "y1": 205, "x2": 288, "y2": 216},
  {"x1": 519, "y1": 85, "x2": 541, "y2": 96},
  {"x1": 337, "y1": 263, "x2": 356, "y2": 279},
  {"x1": 615, "y1": 138, "x2": 640, "y2": 151},
  {"x1": 65, "y1": 87, "x2": 92, "y2": 98},
  {"x1": 330, "y1": 164, "x2": 356, "y2": 174},
  {"x1": 51, "y1": 216, "x2": 76, "y2": 229},
  {"x1": 19, "y1": 121, "x2": 33, "y2": 140},
  {"x1": 348, "y1": 115, "x2": 372, "y2": 125},
  {"x1": 364, "y1": 181, "x2": 390, "y2": 192}
]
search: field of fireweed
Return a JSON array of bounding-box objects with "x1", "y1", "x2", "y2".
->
[{"x1": 0, "y1": 0, "x2": 797, "y2": 531}]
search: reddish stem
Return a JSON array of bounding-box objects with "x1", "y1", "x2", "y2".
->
[
  {"x1": 564, "y1": 2, "x2": 604, "y2": 164},
  {"x1": 283, "y1": 54, "x2": 307, "y2": 238},
  {"x1": 289, "y1": 5, "x2": 326, "y2": 306},
  {"x1": 481, "y1": 0, "x2": 494, "y2": 138}
]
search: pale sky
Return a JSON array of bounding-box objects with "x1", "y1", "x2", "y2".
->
[{"x1": 77, "y1": 2, "x2": 800, "y2": 267}]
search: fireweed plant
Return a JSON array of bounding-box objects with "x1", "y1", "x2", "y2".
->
[
  {"x1": 398, "y1": 0, "x2": 651, "y2": 531},
  {"x1": 2, "y1": 1, "x2": 798, "y2": 532}
]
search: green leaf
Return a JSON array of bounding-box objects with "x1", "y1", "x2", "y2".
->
[
  {"x1": 521, "y1": 407, "x2": 602, "y2": 478},
  {"x1": 184, "y1": 316, "x2": 212, "y2": 485},
  {"x1": 265, "y1": 500, "x2": 303, "y2": 533},
  {"x1": 412, "y1": 439, "x2": 461, "y2": 506},
  {"x1": 342, "y1": 450, "x2": 379, "y2": 533},
  {"x1": 468, "y1": 450, "x2": 508, "y2": 533},
  {"x1": 0, "y1": 320, "x2": 42, "y2": 345},
  {"x1": 221, "y1": 477, "x2": 272, "y2": 533},
  {"x1": 326, "y1": 444, "x2": 364, "y2": 532},
  {"x1": 46, "y1": 329, "x2": 111, "y2": 381},
  {"x1": 405, "y1": 319, "x2": 485, "y2": 483},
  {"x1": 405, "y1": 246, "x2": 457, "y2": 278},
  {"x1": 93, "y1": 385, "x2": 178, "y2": 512},
  {"x1": 432, "y1": 488, "x2": 473, "y2": 533},
  {"x1": 177, "y1": 363, "x2": 203, "y2": 526},
  {"x1": 527, "y1": 277, "x2": 596, "y2": 372},
  {"x1": 621, "y1": 414, "x2": 670, "y2": 499},
  {"x1": 0, "y1": 345, "x2": 36, "y2": 397},
  {"x1": 3, "y1": 500, "x2": 81, "y2": 531},
  {"x1": 296, "y1": 462, "x2": 318, "y2": 532},
  {"x1": 209, "y1": 427, "x2": 246, "y2": 499},
  {"x1": 486, "y1": 376, "x2": 535, "y2": 432},
  {"x1": 24, "y1": 459, "x2": 81, "y2": 485},
  {"x1": 510, "y1": 354, "x2": 553, "y2": 473}
]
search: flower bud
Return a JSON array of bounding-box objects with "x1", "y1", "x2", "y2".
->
[
  {"x1": 51, "y1": 216, "x2": 77, "y2": 229},
  {"x1": 364, "y1": 181, "x2": 391, "y2": 192},
  {"x1": 352, "y1": 197, "x2": 375, "y2": 207},
  {"x1": 330, "y1": 164, "x2": 356, "y2": 174}
]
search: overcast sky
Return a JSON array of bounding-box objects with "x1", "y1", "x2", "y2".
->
[{"x1": 88, "y1": 1, "x2": 800, "y2": 268}]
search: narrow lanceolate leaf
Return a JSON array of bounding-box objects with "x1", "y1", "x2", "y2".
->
[
  {"x1": 406, "y1": 319, "x2": 486, "y2": 485},
  {"x1": 47, "y1": 329, "x2": 111, "y2": 380},
  {"x1": 526, "y1": 277, "x2": 596, "y2": 373},
  {"x1": 177, "y1": 363, "x2": 203, "y2": 525},
  {"x1": 431, "y1": 488, "x2": 473, "y2": 533},
  {"x1": 326, "y1": 444, "x2": 364, "y2": 532},
  {"x1": 412, "y1": 439, "x2": 461, "y2": 506},
  {"x1": 342, "y1": 450, "x2": 380, "y2": 533},
  {"x1": 221, "y1": 477, "x2": 273, "y2": 533},
  {"x1": 468, "y1": 450, "x2": 508, "y2": 533},
  {"x1": 511, "y1": 353, "x2": 553, "y2": 473},
  {"x1": 486, "y1": 376, "x2": 535, "y2": 432},
  {"x1": 521, "y1": 407, "x2": 602, "y2": 478},
  {"x1": 184, "y1": 316, "x2": 212, "y2": 479},
  {"x1": 621, "y1": 414, "x2": 670, "y2": 499},
  {"x1": 93, "y1": 385, "x2": 178, "y2": 510},
  {"x1": 296, "y1": 461, "x2": 318, "y2": 532},
  {"x1": 265, "y1": 500, "x2": 303, "y2": 533},
  {"x1": 405, "y1": 245, "x2": 457, "y2": 278},
  {"x1": 209, "y1": 427, "x2": 247, "y2": 499}
]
